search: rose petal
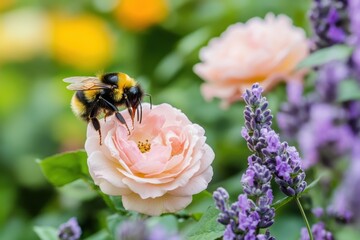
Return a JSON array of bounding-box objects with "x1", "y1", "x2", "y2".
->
[
  {"x1": 170, "y1": 166, "x2": 213, "y2": 196},
  {"x1": 88, "y1": 151, "x2": 130, "y2": 195},
  {"x1": 122, "y1": 193, "x2": 192, "y2": 216}
]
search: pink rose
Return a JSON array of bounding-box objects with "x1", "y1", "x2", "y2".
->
[
  {"x1": 85, "y1": 103, "x2": 214, "y2": 216},
  {"x1": 194, "y1": 13, "x2": 309, "y2": 108}
]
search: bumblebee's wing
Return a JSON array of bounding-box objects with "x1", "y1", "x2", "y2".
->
[{"x1": 63, "y1": 76, "x2": 111, "y2": 91}]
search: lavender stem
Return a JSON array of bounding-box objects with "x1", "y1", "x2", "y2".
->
[{"x1": 296, "y1": 196, "x2": 313, "y2": 240}]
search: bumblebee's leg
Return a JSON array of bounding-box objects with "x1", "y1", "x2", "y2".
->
[
  {"x1": 115, "y1": 112, "x2": 131, "y2": 134},
  {"x1": 90, "y1": 117, "x2": 102, "y2": 145},
  {"x1": 98, "y1": 96, "x2": 131, "y2": 134},
  {"x1": 124, "y1": 98, "x2": 134, "y2": 128},
  {"x1": 89, "y1": 102, "x2": 102, "y2": 145}
]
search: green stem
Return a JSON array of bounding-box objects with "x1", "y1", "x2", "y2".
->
[
  {"x1": 296, "y1": 196, "x2": 313, "y2": 240},
  {"x1": 98, "y1": 190, "x2": 117, "y2": 211}
]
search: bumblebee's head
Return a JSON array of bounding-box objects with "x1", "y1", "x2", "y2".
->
[{"x1": 124, "y1": 85, "x2": 144, "y2": 123}]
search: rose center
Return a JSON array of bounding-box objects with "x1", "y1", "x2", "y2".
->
[{"x1": 137, "y1": 139, "x2": 151, "y2": 153}]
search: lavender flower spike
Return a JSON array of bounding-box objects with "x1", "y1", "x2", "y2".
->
[
  {"x1": 241, "y1": 84, "x2": 272, "y2": 157},
  {"x1": 242, "y1": 84, "x2": 307, "y2": 196},
  {"x1": 300, "y1": 222, "x2": 334, "y2": 240},
  {"x1": 117, "y1": 219, "x2": 181, "y2": 240},
  {"x1": 58, "y1": 217, "x2": 82, "y2": 240},
  {"x1": 213, "y1": 188, "x2": 275, "y2": 240},
  {"x1": 241, "y1": 161, "x2": 275, "y2": 228},
  {"x1": 309, "y1": 0, "x2": 349, "y2": 49},
  {"x1": 213, "y1": 83, "x2": 308, "y2": 239}
]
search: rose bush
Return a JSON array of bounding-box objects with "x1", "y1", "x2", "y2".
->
[
  {"x1": 85, "y1": 103, "x2": 214, "y2": 216},
  {"x1": 194, "y1": 13, "x2": 309, "y2": 108}
]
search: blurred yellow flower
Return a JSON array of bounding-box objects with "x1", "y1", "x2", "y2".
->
[
  {"x1": 114, "y1": 0, "x2": 168, "y2": 31},
  {"x1": 0, "y1": 8, "x2": 49, "y2": 63},
  {"x1": 50, "y1": 14, "x2": 114, "y2": 71}
]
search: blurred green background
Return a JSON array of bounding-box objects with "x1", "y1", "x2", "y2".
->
[{"x1": 0, "y1": 0, "x2": 311, "y2": 239}]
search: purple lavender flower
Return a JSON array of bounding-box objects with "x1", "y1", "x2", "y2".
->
[
  {"x1": 309, "y1": 0, "x2": 349, "y2": 49},
  {"x1": 58, "y1": 217, "x2": 81, "y2": 240},
  {"x1": 223, "y1": 225, "x2": 236, "y2": 240},
  {"x1": 242, "y1": 84, "x2": 272, "y2": 155},
  {"x1": 327, "y1": 193, "x2": 354, "y2": 224},
  {"x1": 312, "y1": 207, "x2": 325, "y2": 218},
  {"x1": 243, "y1": 84, "x2": 307, "y2": 196},
  {"x1": 277, "y1": 98, "x2": 312, "y2": 139},
  {"x1": 349, "y1": 0, "x2": 360, "y2": 43},
  {"x1": 117, "y1": 220, "x2": 147, "y2": 240},
  {"x1": 351, "y1": 46, "x2": 360, "y2": 78},
  {"x1": 278, "y1": 60, "x2": 357, "y2": 169},
  {"x1": 345, "y1": 100, "x2": 360, "y2": 134},
  {"x1": 213, "y1": 189, "x2": 275, "y2": 240},
  {"x1": 348, "y1": 0, "x2": 360, "y2": 80},
  {"x1": 214, "y1": 84, "x2": 309, "y2": 239},
  {"x1": 241, "y1": 162, "x2": 272, "y2": 197},
  {"x1": 257, "y1": 230, "x2": 275, "y2": 240},
  {"x1": 300, "y1": 222, "x2": 334, "y2": 240},
  {"x1": 148, "y1": 226, "x2": 182, "y2": 240},
  {"x1": 316, "y1": 61, "x2": 350, "y2": 102},
  {"x1": 263, "y1": 130, "x2": 282, "y2": 154},
  {"x1": 116, "y1": 220, "x2": 181, "y2": 240},
  {"x1": 241, "y1": 162, "x2": 275, "y2": 229},
  {"x1": 213, "y1": 187, "x2": 232, "y2": 225},
  {"x1": 267, "y1": 141, "x2": 307, "y2": 196},
  {"x1": 298, "y1": 104, "x2": 354, "y2": 168},
  {"x1": 327, "y1": 144, "x2": 360, "y2": 223},
  {"x1": 237, "y1": 194, "x2": 259, "y2": 232}
]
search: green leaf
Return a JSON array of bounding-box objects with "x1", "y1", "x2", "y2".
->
[
  {"x1": 147, "y1": 215, "x2": 179, "y2": 232},
  {"x1": 336, "y1": 226, "x2": 360, "y2": 240},
  {"x1": 186, "y1": 205, "x2": 224, "y2": 240},
  {"x1": 184, "y1": 190, "x2": 213, "y2": 215},
  {"x1": 33, "y1": 226, "x2": 58, "y2": 240},
  {"x1": 272, "y1": 196, "x2": 294, "y2": 210},
  {"x1": 37, "y1": 150, "x2": 88, "y2": 187},
  {"x1": 297, "y1": 45, "x2": 353, "y2": 69},
  {"x1": 337, "y1": 79, "x2": 360, "y2": 102},
  {"x1": 85, "y1": 230, "x2": 111, "y2": 240},
  {"x1": 176, "y1": 27, "x2": 213, "y2": 57},
  {"x1": 155, "y1": 27, "x2": 213, "y2": 82}
]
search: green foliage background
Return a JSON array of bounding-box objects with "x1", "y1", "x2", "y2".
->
[{"x1": 0, "y1": 0, "x2": 312, "y2": 239}]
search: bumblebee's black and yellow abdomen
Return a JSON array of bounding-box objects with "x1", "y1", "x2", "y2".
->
[{"x1": 71, "y1": 90, "x2": 101, "y2": 121}]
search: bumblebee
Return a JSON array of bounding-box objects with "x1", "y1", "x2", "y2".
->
[{"x1": 64, "y1": 72, "x2": 149, "y2": 144}]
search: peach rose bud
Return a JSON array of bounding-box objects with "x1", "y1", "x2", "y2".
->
[
  {"x1": 85, "y1": 103, "x2": 214, "y2": 216},
  {"x1": 194, "y1": 13, "x2": 309, "y2": 108}
]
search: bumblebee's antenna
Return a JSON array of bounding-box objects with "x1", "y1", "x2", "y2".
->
[{"x1": 145, "y1": 93, "x2": 152, "y2": 109}]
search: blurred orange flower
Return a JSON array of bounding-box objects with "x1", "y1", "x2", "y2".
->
[
  {"x1": 0, "y1": 0, "x2": 14, "y2": 12},
  {"x1": 50, "y1": 13, "x2": 114, "y2": 71},
  {"x1": 114, "y1": 0, "x2": 168, "y2": 31}
]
